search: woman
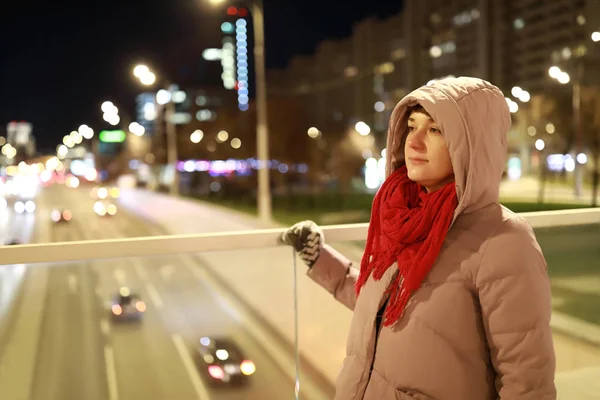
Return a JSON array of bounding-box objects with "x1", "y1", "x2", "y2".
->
[{"x1": 281, "y1": 77, "x2": 556, "y2": 399}]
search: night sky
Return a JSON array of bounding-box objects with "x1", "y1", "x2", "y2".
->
[{"x1": 0, "y1": 0, "x2": 404, "y2": 152}]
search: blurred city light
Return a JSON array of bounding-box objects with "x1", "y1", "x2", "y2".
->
[
  {"x1": 172, "y1": 90, "x2": 187, "y2": 103},
  {"x1": 78, "y1": 124, "x2": 94, "y2": 139},
  {"x1": 63, "y1": 135, "x2": 74, "y2": 148},
  {"x1": 546, "y1": 123, "x2": 555, "y2": 134},
  {"x1": 108, "y1": 114, "x2": 121, "y2": 126},
  {"x1": 101, "y1": 101, "x2": 115, "y2": 113},
  {"x1": 548, "y1": 66, "x2": 561, "y2": 79},
  {"x1": 143, "y1": 103, "x2": 156, "y2": 121},
  {"x1": 190, "y1": 130, "x2": 204, "y2": 143},
  {"x1": 230, "y1": 138, "x2": 242, "y2": 149},
  {"x1": 133, "y1": 64, "x2": 149, "y2": 78},
  {"x1": 577, "y1": 153, "x2": 588, "y2": 164},
  {"x1": 592, "y1": 31, "x2": 600, "y2": 42},
  {"x1": 511, "y1": 86, "x2": 522, "y2": 98},
  {"x1": 564, "y1": 155, "x2": 576, "y2": 172},
  {"x1": 140, "y1": 71, "x2": 156, "y2": 85},
  {"x1": 374, "y1": 101, "x2": 385, "y2": 112},
  {"x1": 71, "y1": 132, "x2": 83, "y2": 144},
  {"x1": 557, "y1": 71, "x2": 570, "y2": 84},
  {"x1": 57, "y1": 145, "x2": 68, "y2": 159},
  {"x1": 517, "y1": 90, "x2": 530, "y2": 103},
  {"x1": 355, "y1": 121, "x2": 371, "y2": 136},
  {"x1": 156, "y1": 89, "x2": 171, "y2": 105},
  {"x1": 307, "y1": 127, "x2": 321, "y2": 139},
  {"x1": 217, "y1": 130, "x2": 229, "y2": 142},
  {"x1": 535, "y1": 139, "x2": 545, "y2": 151},
  {"x1": 128, "y1": 122, "x2": 145, "y2": 136},
  {"x1": 99, "y1": 130, "x2": 126, "y2": 143},
  {"x1": 203, "y1": 48, "x2": 223, "y2": 60},
  {"x1": 505, "y1": 97, "x2": 519, "y2": 113}
]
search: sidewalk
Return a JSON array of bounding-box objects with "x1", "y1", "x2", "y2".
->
[
  {"x1": 118, "y1": 188, "x2": 600, "y2": 398},
  {"x1": 500, "y1": 176, "x2": 595, "y2": 204}
]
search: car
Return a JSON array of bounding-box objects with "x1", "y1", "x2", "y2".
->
[
  {"x1": 109, "y1": 287, "x2": 146, "y2": 322},
  {"x1": 92, "y1": 186, "x2": 120, "y2": 200},
  {"x1": 14, "y1": 200, "x2": 36, "y2": 214},
  {"x1": 93, "y1": 200, "x2": 117, "y2": 217},
  {"x1": 194, "y1": 336, "x2": 256, "y2": 386},
  {"x1": 51, "y1": 209, "x2": 72, "y2": 223}
]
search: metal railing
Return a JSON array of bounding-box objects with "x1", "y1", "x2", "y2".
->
[{"x1": 0, "y1": 207, "x2": 599, "y2": 266}]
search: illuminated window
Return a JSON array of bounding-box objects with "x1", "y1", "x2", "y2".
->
[
  {"x1": 513, "y1": 18, "x2": 525, "y2": 30},
  {"x1": 391, "y1": 48, "x2": 406, "y2": 60},
  {"x1": 344, "y1": 66, "x2": 358, "y2": 77}
]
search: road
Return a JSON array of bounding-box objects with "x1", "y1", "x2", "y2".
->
[{"x1": 0, "y1": 184, "x2": 325, "y2": 400}]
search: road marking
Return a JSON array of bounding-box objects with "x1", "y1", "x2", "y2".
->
[
  {"x1": 113, "y1": 269, "x2": 126, "y2": 287},
  {"x1": 103, "y1": 345, "x2": 119, "y2": 400},
  {"x1": 100, "y1": 318, "x2": 111, "y2": 336},
  {"x1": 132, "y1": 260, "x2": 149, "y2": 282},
  {"x1": 181, "y1": 255, "x2": 331, "y2": 400},
  {"x1": 171, "y1": 334, "x2": 211, "y2": 400},
  {"x1": 145, "y1": 283, "x2": 164, "y2": 309},
  {"x1": 67, "y1": 274, "x2": 78, "y2": 293}
]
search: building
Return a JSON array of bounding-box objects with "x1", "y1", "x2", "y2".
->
[{"x1": 268, "y1": 0, "x2": 600, "y2": 177}]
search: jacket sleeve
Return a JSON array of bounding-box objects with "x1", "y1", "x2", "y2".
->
[
  {"x1": 476, "y1": 217, "x2": 556, "y2": 399},
  {"x1": 306, "y1": 244, "x2": 359, "y2": 311}
]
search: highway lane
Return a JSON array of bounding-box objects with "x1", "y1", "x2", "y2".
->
[{"x1": 19, "y1": 184, "x2": 311, "y2": 399}]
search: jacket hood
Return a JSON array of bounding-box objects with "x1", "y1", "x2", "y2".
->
[{"x1": 385, "y1": 76, "x2": 511, "y2": 220}]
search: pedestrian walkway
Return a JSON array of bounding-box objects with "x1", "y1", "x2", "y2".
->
[{"x1": 500, "y1": 176, "x2": 595, "y2": 204}]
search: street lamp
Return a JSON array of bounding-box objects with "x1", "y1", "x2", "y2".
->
[
  {"x1": 132, "y1": 65, "x2": 179, "y2": 196},
  {"x1": 549, "y1": 64, "x2": 582, "y2": 197},
  {"x1": 209, "y1": 0, "x2": 272, "y2": 223}
]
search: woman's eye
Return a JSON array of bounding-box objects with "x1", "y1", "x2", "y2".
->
[
  {"x1": 430, "y1": 127, "x2": 442, "y2": 134},
  {"x1": 407, "y1": 126, "x2": 416, "y2": 132}
]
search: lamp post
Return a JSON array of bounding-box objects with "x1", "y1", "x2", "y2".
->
[
  {"x1": 133, "y1": 65, "x2": 179, "y2": 196},
  {"x1": 210, "y1": 0, "x2": 271, "y2": 223},
  {"x1": 549, "y1": 64, "x2": 583, "y2": 198}
]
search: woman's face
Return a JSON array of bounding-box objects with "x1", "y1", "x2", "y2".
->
[{"x1": 403, "y1": 110, "x2": 454, "y2": 192}]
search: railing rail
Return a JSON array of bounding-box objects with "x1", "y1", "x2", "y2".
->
[{"x1": 0, "y1": 208, "x2": 599, "y2": 266}]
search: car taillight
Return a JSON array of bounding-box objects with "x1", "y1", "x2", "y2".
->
[
  {"x1": 208, "y1": 365, "x2": 225, "y2": 380},
  {"x1": 135, "y1": 301, "x2": 146, "y2": 312},
  {"x1": 111, "y1": 304, "x2": 122, "y2": 315},
  {"x1": 240, "y1": 360, "x2": 256, "y2": 376}
]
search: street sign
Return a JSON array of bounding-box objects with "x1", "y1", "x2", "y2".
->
[{"x1": 99, "y1": 130, "x2": 126, "y2": 143}]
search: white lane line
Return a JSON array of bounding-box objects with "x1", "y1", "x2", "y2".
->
[
  {"x1": 181, "y1": 255, "x2": 330, "y2": 400},
  {"x1": 103, "y1": 345, "x2": 119, "y2": 400},
  {"x1": 171, "y1": 334, "x2": 211, "y2": 400},
  {"x1": 132, "y1": 260, "x2": 149, "y2": 282},
  {"x1": 145, "y1": 283, "x2": 164, "y2": 309},
  {"x1": 113, "y1": 269, "x2": 126, "y2": 287},
  {"x1": 100, "y1": 318, "x2": 111, "y2": 336},
  {"x1": 67, "y1": 274, "x2": 78, "y2": 293}
]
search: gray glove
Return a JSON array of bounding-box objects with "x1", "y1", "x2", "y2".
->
[{"x1": 279, "y1": 220, "x2": 324, "y2": 268}]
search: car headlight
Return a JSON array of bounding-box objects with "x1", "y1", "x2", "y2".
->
[{"x1": 14, "y1": 201, "x2": 25, "y2": 214}]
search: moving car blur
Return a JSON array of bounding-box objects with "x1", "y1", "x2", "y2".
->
[
  {"x1": 194, "y1": 336, "x2": 256, "y2": 387},
  {"x1": 110, "y1": 287, "x2": 146, "y2": 322}
]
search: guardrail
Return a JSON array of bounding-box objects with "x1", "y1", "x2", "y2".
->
[{"x1": 0, "y1": 208, "x2": 599, "y2": 266}]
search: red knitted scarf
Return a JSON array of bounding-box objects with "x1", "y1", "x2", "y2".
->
[{"x1": 355, "y1": 165, "x2": 458, "y2": 327}]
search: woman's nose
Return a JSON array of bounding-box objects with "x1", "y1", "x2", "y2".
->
[{"x1": 408, "y1": 129, "x2": 426, "y2": 150}]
